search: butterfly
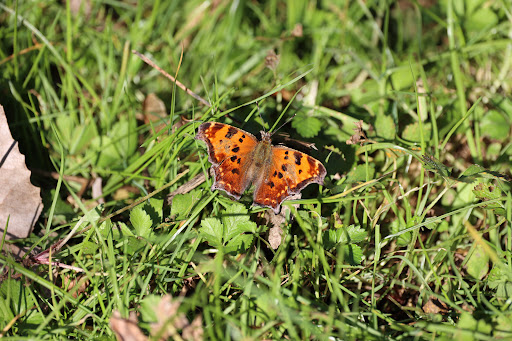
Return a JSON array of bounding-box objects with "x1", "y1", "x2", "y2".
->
[{"x1": 196, "y1": 122, "x2": 327, "y2": 213}]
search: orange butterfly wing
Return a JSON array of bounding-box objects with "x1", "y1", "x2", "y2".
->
[
  {"x1": 196, "y1": 122, "x2": 258, "y2": 199},
  {"x1": 253, "y1": 146, "x2": 327, "y2": 213}
]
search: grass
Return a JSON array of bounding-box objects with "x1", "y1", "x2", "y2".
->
[{"x1": 1, "y1": 0, "x2": 512, "y2": 339}]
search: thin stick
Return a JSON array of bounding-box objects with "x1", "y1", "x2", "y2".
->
[{"x1": 132, "y1": 49, "x2": 211, "y2": 107}]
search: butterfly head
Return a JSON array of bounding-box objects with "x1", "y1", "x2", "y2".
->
[{"x1": 259, "y1": 130, "x2": 274, "y2": 144}]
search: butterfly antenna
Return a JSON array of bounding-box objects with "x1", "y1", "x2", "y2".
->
[
  {"x1": 256, "y1": 102, "x2": 266, "y2": 132},
  {"x1": 271, "y1": 111, "x2": 298, "y2": 136}
]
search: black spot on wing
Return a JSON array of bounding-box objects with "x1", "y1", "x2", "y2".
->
[
  {"x1": 230, "y1": 155, "x2": 237, "y2": 162},
  {"x1": 278, "y1": 172, "x2": 283, "y2": 179},
  {"x1": 232, "y1": 146, "x2": 240, "y2": 153},
  {"x1": 231, "y1": 168, "x2": 240, "y2": 174},
  {"x1": 281, "y1": 164, "x2": 287, "y2": 172},
  {"x1": 269, "y1": 181, "x2": 275, "y2": 188},
  {"x1": 294, "y1": 152, "x2": 302, "y2": 165},
  {"x1": 225, "y1": 127, "x2": 238, "y2": 139}
]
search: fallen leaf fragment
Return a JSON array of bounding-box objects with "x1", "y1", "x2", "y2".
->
[
  {"x1": 110, "y1": 311, "x2": 148, "y2": 341},
  {"x1": 0, "y1": 105, "x2": 43, "y2": 241}
]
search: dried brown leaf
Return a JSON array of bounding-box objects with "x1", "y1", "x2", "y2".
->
[{"x1": 0, "y1": 105, "x2": 43, "y2": 241}]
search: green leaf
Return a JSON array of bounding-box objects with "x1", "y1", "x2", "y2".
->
[
  {"x1": 323, "y1": 225, "x2": 366, "y2": 263},
  {"x1": 79, "y1": 241, "x2": 100, "y2": 255},
  {"x1": 480, "y1": 110, "x2": 509, "y2": 140},
  {"x1": 123, "y1": 236, "x2": 148, "y2": 255},
  {"x1": 459, "y1": 164, "x2": 511, "y2": 183},
  {"x1": 488, "y1": 264, "x2": 512, "y2": 299},
  {"x1": 473, "y1": 183, "x2": 506, "y2": 215},
  {"x1": 390, "y1": 219, "x2": 412, "y2": 247},
  {"x1": 130, "y1": 204, "x2": 153, "y2": 238},
  {"x1": 224, "y1": 233, "x2": 254, "y2": 254},
  {"x1": 91, "y1": 119, "x2": 138, "y2": 168},
  {"x1": 291, "y1": 112, "x2": 322, "y2": 138},
  {"x1": 345, "y1": 164, "x2": 375, "y2": 184},
  {"x1": 402, "y1": 122, "x2": 431, "y2": 142},
  {"x1": 326, "y1": 225, "x2": 366, "y2": 245},
  {"x1": 0, "y1": 279, "x2": 44, "y2": 324},
  {"x1": 170, "y1": 190, "x2": 201, "y2": 220},
  {"x1": 460, "y1": 0, "x2": 498, "y2": 32},
  {"x1": 138, "y1": 294, "x2": 161, "y2": 323},
  {"x1": 222, "y1": 203, "x2": 256, "y2": 241},
  {"x1": 465, "y1": 244, "x2": 489, "y2": 280},
  {"x1": 345, "y1": 225, "x2": 367, "y2": 243},
  {"x1": 199, "y1": 217, "x2": 223, "y2": 249},
  {"x1": 199, "y1": 203, "x2": 257, "y2": 253},
  {"x1": 147, "y1": 198, "x2": 163, "y2": 223},
  {"x1": 343, "y1": 244, "x2": 363, "y2": 265},
  {"x1": 455, "y1": 313, "x2": 492, "y2": 339},
  {"x1": 374, "y1": 115, "x2": 395, "y2": 140}
]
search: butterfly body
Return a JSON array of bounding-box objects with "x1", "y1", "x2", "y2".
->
[{"x1": 196, "y1": 122, "x2": 326, "y2": 213}]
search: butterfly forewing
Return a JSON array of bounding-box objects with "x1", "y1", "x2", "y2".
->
[{"x1": 196, "y1": 122, "x2": 258, "y2": 199}]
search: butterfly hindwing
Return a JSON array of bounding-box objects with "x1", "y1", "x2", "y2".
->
[
  {"x1": 253, "y1": 146, "x2": 327, "y2": 213},
  {"x1": 196, "y1": 122, "x2": 258, "y2": 199}
]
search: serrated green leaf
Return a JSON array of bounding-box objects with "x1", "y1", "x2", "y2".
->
[
  {"x1": 345, "y1": 225, "x2": 367, "y2": 243},
  {"x1": 291, "y1": 112, "x2": 322, "y2": 138},
  {"x1": 199, "y1": 204, "x2": 257, "y2": 253},
  {"x1": 473, "y1": 183, "x2": 502, "y2": 200},
  {"x1": 324, "y1": 225, "x2": 366, "y2": 251},
  {"x1": 147, "y1": 198, "x2": 163, "y2": 223},
  {"x1": 324, "y1": 229, "x2": 339, "y2": 249},
  {"x1": 343, "y1": 244, "x2": 363, "y2": 265},
  {"x1": 224, "y1": 234, "x2": 254, "y2": 254},
  {"x1": 130, "y1": 205, "x2": 153, "y2": 238},
  {"x1": 473, "y1": 183, "x2": 506, "y2": 215},
  {"x1": 199, "y1": 217, "x2": 223, "y2": 248},
  {"x1": 222, "y1": 203, "x2": 256, "y2": 240},
  {"x1": 225, "y1": 221, "x2": 257, "y2": 241}
]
